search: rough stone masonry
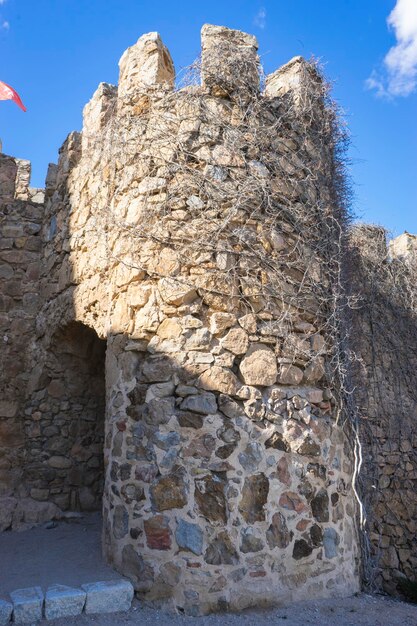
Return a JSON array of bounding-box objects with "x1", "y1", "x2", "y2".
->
[{"x1": 0, "y1": 23, "x2": 415, "y2": 615}]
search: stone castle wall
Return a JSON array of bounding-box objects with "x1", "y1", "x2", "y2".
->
[
  {"x1": 3, "y1": 22, "x2": 414, "y2": 615},
  {"x1": 0, "y1": 156, "x2": 43, "y2": 499},
  {"x1": 349, "y1": 226, "x2": 417, "y2": 596}
]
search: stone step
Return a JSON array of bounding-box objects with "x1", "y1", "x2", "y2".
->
[{"x1": 1, "y1": 579, "x2": 134, "y2": 624}]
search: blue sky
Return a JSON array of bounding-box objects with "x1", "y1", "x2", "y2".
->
[{"x1": 1, "y1": 0, "x2": 416, "y2": 234}]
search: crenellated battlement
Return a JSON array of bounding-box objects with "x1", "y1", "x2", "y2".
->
[
  {"x1": 0, "y1": 153, "x2": 45, "y2": 204},
  {"x1": 76, "y1": 24, "x2": 327, "y2": 152},
  {"x1": 0, "y1": 153, "x2": 31, "y2": 201}
]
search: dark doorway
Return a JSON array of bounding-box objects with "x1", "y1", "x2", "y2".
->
[{"x1": 25, "y1": 322, "x2": 106, "y2": 511}]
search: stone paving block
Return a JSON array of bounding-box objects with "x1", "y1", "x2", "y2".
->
[
  {"x1": 0, "y1": 599, "x2": 13, "y2": 625},
  {"x1": 82, "y1": 579, "x2": 134, "y2": 614},
  {"x1": 10, "y1": 587, "x2": 43, "y2": 624},
  {"x1": 45, "y1": 585, "x2": 86, "y2": 620}
]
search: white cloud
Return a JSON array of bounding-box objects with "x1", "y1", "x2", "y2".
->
[
  {"x1": 0, "y1": 0, "x2": 7, "y2": 5},
  {"x1": 367, "y1": 0, "x2": 417, "y2": 97},
  {"x1": 254, "y1": 7, "x2": 266, "y2": 30},
  {"x1": 1, "y1": 20, "x2": 9, "y2": 30}
]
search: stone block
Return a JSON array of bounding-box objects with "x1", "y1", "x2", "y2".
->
[
  {"x1": 44, "y1": 585, "x2": 86, "y2": 620},
  {"x1": 201, "y1": 24, "x2": 259, "y2": 99},
  {"x1": 265, "y1": 56, "x2": 324, "y2": 116},
  {"x1": 82, "y1": 580, "x2": 134, "y2": 614},
  {"x1": 175, "y1": 519, "x2": 203, "y2": 555},
  {"x1": 10, "y1": 587, "x2": 43, "y2": 624},
  {"x1": 0, "y1": 599, "x2": 13, "y2": 625},
  {"x1": 118, "y1": 31, "x2": 174, "y2": 96},
  {"x1": 239, "y1": 344, "x2": 278, "y2": 386},
  {"x1": 0, "y1": 497, "x2": 16, "y2": 532},
  {"x1": 83, "y1": 82, "x2": 117, "y2": 135}
]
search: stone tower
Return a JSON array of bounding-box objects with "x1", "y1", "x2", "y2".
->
[{"x1": 1, "y1": 25, "x2": 362, "y2": 614}]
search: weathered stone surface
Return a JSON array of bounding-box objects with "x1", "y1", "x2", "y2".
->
[
  {"x1": 135, "y1": 463, "x2": 159, "y2": 483},
  {"x1": 83, "y1": 83, "x2": 116, "y2": 135},
  {"x1": 296, "y1": 436, "x2": 320, "y2": 457},
  {"x1": 121, "y1": 545, "x2": 155, "y2": 592},
  {"x1": 209, "y1": 313, "x2": 236, "y2": 334},
  {"x1": 144, "y1": 515, "x2": 172, "y2": 550},
  {"x1": 177, "y1": 411, "x2": 204, "y2": 429},
  {"x1": 0, "y1": 400, "x2": 18, "y2": 418},
  {"x1": 146, "y1": 397, "x2": 175, "y2": 425},
  {"x1": 175, "y1": 519, "x2": 204, "y2": 555},
  {"x1": 5, "y1": 497, "x2": 62, "y2": 531},
  {"x1": 239, "y1": 344, "x2": 277, "y2": 386},
  {"x1": 0, "y1": 497, "x2": 17, "y2": 531},
  {"x1": 145, "y1": 381, "x2": 175, "y2": 403},
  {"x1": 141, "y1": 356, "x2": 174, "y2": 382},
  {"x1": 240, "y1": 527, "x2": 264, "y2": 553},
  {"x1": 204, "y1": 531, "x2": 239, "y2": 565},
  {"x1": 195, "y1": 474, "x2": 227, "y2": 523},
  {"x1": 216, "y1": 444, "x2": 236, "y2": 459},
  {"x1": 277, "y1": 364, "x2": 303, "y2": 386},
  {"x1": 266, "y1": 512, "x2": 292, "y2": 549},
  {"x1": 201, "y1": 24, "x2": 259, "y2": 99},
  {"x1": 265, "y1": 432, "x2": 289, "y2": 452},
  {"x1": 82, "y1": 580, "x2": 134, "y2": 614},
  {"x1": 303, "y1": 358, "x2": 325, "y2": 384},
  {"x1": 119, "y1": 31, "x2": 175, "y2": 90},
  {"x1": 323, "y1": 527, "x2": 339, "y2": 558},
  {"x1": 307, "y1": 463, "x2": 326, "y2": 480},
  {"x1": 218, "y1": 424, "x2": 240, "y2": 445},
  {"x1": 265, "y1": 55, "x2": 322, "y2": 112},
  {"x1": 159, "y1": 561, "x2": 181, "y2": 587},
  {"x1": 158, "y1": 277, "x2": 197, "y2": 306},
  {"x1": 184, "y1": 328, "x2": 212, "y2": 350},
  {"x1": 184, "y1": 433, "x2": 216, "y2": 459},
  {"x1": 152, "y1": 430, "x2": 180, "y2": 451},
  {"x1": 180, "y1": 392, "x2": 217, "y2": 415},
  {"x1": 310, "y1": 524, "x2": 323, "y2": 547},
  {"x1": 121, "y1": 483, "x2": 145, "y2": 504},
  {"x1": 275, "y1": 456, "x2": 291, "y2": 485},
  {"x1": 293, "y1": 539, "x2": 313, "y2": 560},
  {"x1": 279, "y1": 491, "x2": 306, "y2": 514},
  {"x1": 10, "y1": 587, "x2": 43, "y2": 624},
  {"x1": 220, "y1": 328, "x2": 249, "y2": 355},
  {"x1": 311, "y1": 489, "x2": 329, "y2": 523},
  {"x1": 238, "y1": 474, "x2": 269, "y2": 523},
  {"x1": 45, "y1": 585, "x2": 86, "y2": 620},
  {"x1": 113, "y1": 505, "x2": 129, "y2": 539},
  {"x1": 198, "y1": 366, "x2": 240, "y2": 396},
  {"x1": 48, "y1": 456, "x2": 72, "y2": 469},
  {"x1": 218, "y1": 394, "x2": 242, "y2": 419},
  {"x1": 157, "y1": 318, "x2": 182, "y2": 340},
  {"x1": 238, "y1": 441, "x2": 263, "y2": 472},
  {"x1": 150, "y1": 471, "x2": 188, "y2": 511}
]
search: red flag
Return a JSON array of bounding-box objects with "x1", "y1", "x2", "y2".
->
[{"x1": 0, "y1": 81, "x2": 26, "y2": 112}]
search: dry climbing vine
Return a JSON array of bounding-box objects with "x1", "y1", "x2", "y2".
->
[{"x1": 68, "y1": 52, "x2": 377, "y2": 582}]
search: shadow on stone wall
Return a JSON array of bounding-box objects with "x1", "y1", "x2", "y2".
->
[
  {"x1": 23, "y1": 322, "x2": 106, "y2": 511},
  {"x1": 0, "y1": 154, "x2": 44, "y2": 515},
  {"x1": 349, "y1": 225, "x2": 417, "y2": 596}
]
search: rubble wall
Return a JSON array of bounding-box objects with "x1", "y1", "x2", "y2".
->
[
  {"x1": 349, "y1": 226, "x2": 417, "y2": 595},
  {"x1": 25, "y1": 25, "x2": 360, "y2": 613},
  {"x1": 0, "y1": 155, "x2": 43, "y2": 500}
]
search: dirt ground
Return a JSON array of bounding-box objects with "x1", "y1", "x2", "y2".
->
[
  {"x1": 42, "y1": 594, "x2": 417, "y2": 626},
  {"x1": 0, "y1": 513, "x2": 116, "y2": 594}
]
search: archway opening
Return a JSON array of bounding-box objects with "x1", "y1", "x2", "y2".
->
[{"x1": 27, "y1": 322, "x2": 106, "y2": 512}]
